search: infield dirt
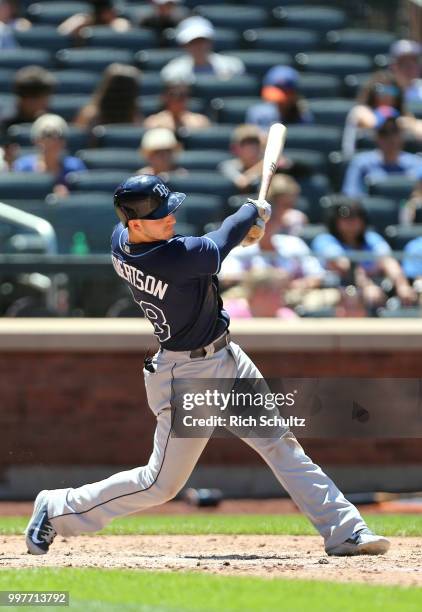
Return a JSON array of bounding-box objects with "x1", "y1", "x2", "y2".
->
[{"x1": 2, "y1": 535, "x2": 421, "y2": 587}]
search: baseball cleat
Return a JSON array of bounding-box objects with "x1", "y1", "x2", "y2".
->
[
  {"x1": 25, "y1": 490, "x2": 57, "y2": 555},
  {"x1": 326, "y1": 527, "x2": 390, "y2": 556}
]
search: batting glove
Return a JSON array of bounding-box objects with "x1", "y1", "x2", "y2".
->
[
  {"x1": 246, "y1": 198, "x2": 272, "y2": 223},
  {"x1": 241, "y1": 218, "x2": 265, "y2": 247}
]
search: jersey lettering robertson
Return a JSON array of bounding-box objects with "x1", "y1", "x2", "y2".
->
[{"x1": 110, "y1": 203, "x2": 258, "y2": 351}]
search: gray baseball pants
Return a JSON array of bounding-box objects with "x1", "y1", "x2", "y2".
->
[{"x1": 47, "y1": 341, "x2": 366, "y2": 550}]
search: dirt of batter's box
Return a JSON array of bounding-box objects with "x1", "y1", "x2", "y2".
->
[{"x1": 2, "y1": 535, "x2": 422, "y2": 587}]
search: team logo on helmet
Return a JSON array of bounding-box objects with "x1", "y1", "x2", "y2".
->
[{"x1": 153, "y1": 183, "x2": 170, "y2": 199}]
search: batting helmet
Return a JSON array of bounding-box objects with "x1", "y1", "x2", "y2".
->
[{"x1": 114, "y1": 174, "x2": 186, "y2": 226}]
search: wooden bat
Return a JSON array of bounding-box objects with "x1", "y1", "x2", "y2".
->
[{"x1": 258, "y1": 122, "x2": 287, "y2": 201}]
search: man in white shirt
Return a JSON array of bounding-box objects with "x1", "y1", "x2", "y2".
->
[{"x1": 161, "y1": 16, "x2": 245, "y2": 83}]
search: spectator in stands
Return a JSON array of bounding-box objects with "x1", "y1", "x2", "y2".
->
[
  {"x1": 219, "y1": 125, "x2": 264, "y2": 193},
  {"x1": 312, "y1": 197, "x2": 416, "y2": 310},
  {"x1": 13, "y1": 114, "x2": 86, "y2": 196},
  {"x1": 246, "y1": 66, "x2": 313, "y2": 132},
  {"x1": 161, "y1": 16, "x2": 244, "y2": 83},
  {"x1": 223, "y1": 269, "x2": 298, "y2": 319},
  {"x1": 267, "y1": 174, "x2": 308, "y2": 235},
  {"x1": 342, "y1": 106, "x2": 422, "y2": 199},
  {"x1": 74, "y1": 64, "x2": 142, "y2": 130},
  {"x1": 401, "y1": 168, "x2": 422, "y2": 224},
  {"x1": 58, "y1": 0, "x2": 130, "y2": 40},
  {"x1": 0, "y1": 0, "x2": 30, "y2": 31},
  {"x1": 137, "y1": 128, "x2": 186, "y2": 180},
  {"x1": 139, "y1": 0, "x2": 187, "y2": 45},
  {"x1": 342, "y1": 71, "x2": 422, "y2": 159},
  {"x1": 389, "y1": 40, "x2": 422, "y2": 103},
  {"x1": 144, "y1": 79, "x2": 210, "y2": 131},
  {"x1": 0, "y1": 2, "x2": 16, "y2": 49},
  {"x1": 402, "y1": 236, "x2": 422, "y2": 289}
]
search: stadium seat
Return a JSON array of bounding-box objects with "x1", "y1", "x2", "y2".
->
[
  {"x1": 27, "y1": 2, "x2": 90, "y2": 25},
  {"x1": 343, "y1": 73, "x2": 372, "y2": 99},
  {"x1": 384, "y1": 224, "x2": 422, "y2": 250},
  {"x1": 196, "y1": 4, "x2": 269, "y2": 29},
  {"x1": 166, "y1": 171, "x2": 235, "y2": 199},
  {"x1": 52, "y1": 70, "x2": 100, "y2": 95},
  {"x1": 284, "y1": 149, "x2": 328, "y2": 175},
  {"x1": 176, "y1": 194, "x2": 225, "y2": 231},
  {"x1": 0, "y1": 69, "x2": 14, "y2": 93},
  {"x1": 67, "y1": 171, "x2": 129, "y2": 194},
  {"x1": 56, "y1": 48, "x2": 134, "y2": 71},
  {"x1": 297, "y1": 223, "x2": 326, "y2": 245},
  {"x1": 0, "y1": 48, "x2": 52, "y2": 70},
  {"x1": 307, "y1": 98, "x2": 355, "y2": 126},
  {"x1": 79, "y1": 26, "x2": 160, "y2": 51},
  {"x1": 300, "y1": 175, "x2": 331, "y2": 222},
  {"x1": 360, "y1": 196, "x2": 399, "y2": 232},
  {"x1": 181, "y1": 126, "x2": 235, "y2": 151},
  {"x1": 92, "y1": 124, "x2": 146, "y2": 148},
  {"x1": 15, "y1": 25, "x2": 71, "y2": 52},
  {"x1": 7, "y1": 124, "x2": 90, "y2": 154},
  {"x1": 285, "y1": 125, "x2": 342, "y2": 154},
  {"x1": 141, "y1": 72, "x2": 164, "y2": 96},
  {"x1": 140, "y1": 94, "x2": 205, "y2": 117},
  {"x1": 243, "y1": 28, "x2": 320, "y2": 54},
  {"x1": 191, "y1": 75, "x2": 260, "y2": 100},
  {"x1": 48, "y1": 94, "x2": 90, "y2": 122},
  {"x1": 326, "y1": 29, "x2": 395, "y2": 55},
  {"x1": 223, "y1": 51, "x2": 293, "y2": 76},
  {"x1": 76, "y1": 149, "x2": 142, "y2": 172},
  {"x1": 0, "y1": 174, "x2": 55, "y2": 200},
  {"x1": 368, "y1": 176, "x2": 417, "y2": 202},
  {"x1": 298, "y1": 73, "x2": 342, "y2": 98},
  {"x1": 211, "y1": 97, "x2": 262, "y2": 124},
  {"x1": 296, "y1": 53, "x2": 374, "y2": 77},
  {"x1": 174, "y1": 221, "x2": 197, "y2": 237},
  {"x1": 136, "y1": 49, "x2": 183, "y2": 71},
  {"x1": 176, "y1": 150, "x2": 232, "y2": 171},
  {"x1": 0, "y1": 94, "x2": 15, "y2": 120},
  {"x1": 272, "y1": 6, "x2": 347, "y2": 31},
  {"x1": 45, "y1": 192, "x2": 111, "y2": 208}
]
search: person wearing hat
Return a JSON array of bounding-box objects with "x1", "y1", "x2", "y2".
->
[
  {"x1": 246, "y1": 66, "x2": 313, "y2": 132},
  {"x1": 219, "y1": 124, "x2": 264, "y2": 193},
  {"x1": 12, "y1": 114, "x2": 86, "y2": 195},
  {"x1": 312, "y1": 195, "x2": 416, "y2": 311},
  {"x1": 342, "y1": 106, "x2": 422, "y2": 198},
  {"x1": 267, "y1": 174, "x2": 308, "y2": 235},
  {"x1": 137, "y1": 127, "x2": 186, "y2": 180},
  {"x1": 160, "y1": 16, "x2": 244, "y2": 83},
  {"x1": 139, "y1": 0, "x2": 188, "y2": 45},
  {"x1": 390, "y1": 39, "x2": 422, "y2": 103}
]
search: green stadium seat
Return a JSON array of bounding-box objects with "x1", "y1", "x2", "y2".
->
[
  {"x1": 298, "y1": 73, "x2": 342, "y2": 98},
  {"x1": 0, "y1": 69, "x2": 14, "y2": 93},
  {"x1": 368, "y1": 176, "x2": 417, "y2": 202},
  {"x1": 0, "y1": 48, "x2": 52, "y2": 70},
  {"x1": 307, "y1": 98, "x2": 355, "y2": 126},
  {"x1": 211, "y1": 97, "x2": 262, "y2": 124},
  {"x1": 285, "y1": 125, "x2": 342, "y2": 154},
  {"x1": 0, "y1": 94, "x2": 15, "y2": 120},
  {"x1": 52, "y1": 70, "x2": 100, "y2": 95},
  {"x1": 284, "y1": 149, "x2": 328, "y2": 175},
  {"x1": 141, "y1": 72, "x2": 164, "y2": 96},
  {"x1": 176, "y1": 150, "x2": 232, "y2": 171},
  {"x1": 300, "y1": 175, "x2": 331, "y2": 222},
  {"x1": 181, "y1": 125, "x2": 235, "y2": 150},
  {"x1": 243, "y1": 28, "x2": 320, "y2": 54},
  {"x1": 0, "y1": 174, "x2": 55, "y2": 200},
  {"x1": 326, "y1": 29, "x2": 395, "y2": 55},
  {"x1": 191, "y1": 75, "x2": 260, "y2": 99},
  {"x1": 27, "y1": 2, "x2": 90, "y2": 25},
  {"x1": 384, "y1": 224, "x2": 422, "y2": 250},
  {"x1": 273, "y1": 6, "x2": 346, "y2": 31},
  {"x1": 48, "y1": 94, "x2": 90, "y2": 122},
  {"x1": 67, "y1": 171, "x2": 129, "y2": 194},
  {"x1": 176, "y1": 194, "x2": 224, "y2": 231},
  {"x1": 223, "y1": 51, "x2": 293, "y2": 76},
  {"x1": 296, "y1": 53, "x2": 373, "y2": 77},
  {"x1": 136, "y1": 49, "x2": 183, "y2": 71},
  {"x1": 15, "y1": 25, "x2": 71, "y2": 52},
  {"x1": 56, "y1": 48, "x2": 134, "y2": 71},
  {"x1": 92, "y1": 124, "x2": 146, "y2": 148},
  {"x1": 76, "y1": 149, "x2": 142, "y2": 172},
  {"x1": 79, "y1": 26, "x2": 160, "y2": 51},
  {"x1": 196, "y1": 4, "x2": 269, "y2": 29},
  {"x1": 360, "y1": 196, "x2": 399, "y2": 232},
  {"x1": 7, "y1": 124, "x2": 90, "y2": 154},
  {"x1": 45, "y1": 192, "x2": 111, "y2": 208},
  {"x1": 343, "y1": 73, "x2": 372, "y2": 98},
  {"x1": 167, "y1": 171, "x2": 235, "y2": 199}
]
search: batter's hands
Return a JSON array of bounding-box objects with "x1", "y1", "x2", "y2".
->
[
  {"x1": 241, "y1": 218, "x2": 265, "y2": 247},
  {"x1": 246, "y1": 198, "x2": 272, "y2": 223}
]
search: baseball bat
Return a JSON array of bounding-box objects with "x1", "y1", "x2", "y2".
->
[{"x1": 258, "y1": 122, "x2": 287, "y2": 201}]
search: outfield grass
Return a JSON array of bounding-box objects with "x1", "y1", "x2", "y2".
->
[
  {"x1": 1, "y1": 513, "x2": 421, "y2": 537},
  {"x1": 0, "y1": 568, "x2": 421, "y2": 612}
]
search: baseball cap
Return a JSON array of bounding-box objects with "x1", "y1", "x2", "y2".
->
[
  {"x1": 176, "y1": 16, "x2": 214, "y2": 45},
  {"x1": 141, "y1": 128, "x2": 178, "y2": 152},
  {"x1": 31, "y1": 114, "x2": 68, "y2": 141},
  {"x1": 374, "y1": 105, "x2": 400, "y2": 130},
  {"x1": 231, "y1": 124, "x2": 262, "y2": 145},
  {"x1": 390, "y1": 39, "x2": 421, "y2": 59},
  {"x1": 262, "y1": 66, "x2": 299, "y2": 103}
]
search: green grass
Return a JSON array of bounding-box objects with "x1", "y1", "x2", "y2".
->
[
  {"x1": 0, "y1": 569, "x2": 421, "y2": 612},
  {"x1": 1, "y1": 513, "x2": 422, "y2": 537}
]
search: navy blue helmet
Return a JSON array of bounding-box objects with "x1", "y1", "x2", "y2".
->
[{"x1": 114, "y1": 174, "x2": 186, "y2": 226}]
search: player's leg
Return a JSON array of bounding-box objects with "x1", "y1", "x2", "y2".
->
[{"x1": 227, "y1": 342, "x2": 387, "y2": 553}]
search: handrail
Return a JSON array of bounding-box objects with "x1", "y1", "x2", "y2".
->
[{"x1": 0, "y1": 201, "x2": 58, "y2": 254}]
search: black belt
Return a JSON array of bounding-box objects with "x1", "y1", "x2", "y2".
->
[{"x1": 189, "y1": 331, "x2": 231, "y2": 359}]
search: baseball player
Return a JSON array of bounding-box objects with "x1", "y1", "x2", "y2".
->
[{"x1": 25, "y1": 174, "x2": 390, "y2": 557}]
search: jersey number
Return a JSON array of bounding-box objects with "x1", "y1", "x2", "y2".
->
[{"x1": 138, "y1": 300, "x2": 171, "y2": 343}]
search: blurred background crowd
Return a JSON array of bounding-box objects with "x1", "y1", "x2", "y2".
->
[{"x1": 1, "y1": 0, "x2": 422, "y2": 319}]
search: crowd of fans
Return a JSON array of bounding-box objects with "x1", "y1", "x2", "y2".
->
[{"x1": 0, "y1": 0, "x2": 422, "y2": 318}]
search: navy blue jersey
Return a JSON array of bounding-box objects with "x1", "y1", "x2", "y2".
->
[{"x1": 111, "y1": 203, "x2": 258, "y2": 350}]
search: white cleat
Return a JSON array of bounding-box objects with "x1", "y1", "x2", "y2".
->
[
  {"x1": 25, "y1": 490, "x2": 57, "y2": 555},
  {"x1": 326, "y1": 527, "x2": 391, "y2": 556}
]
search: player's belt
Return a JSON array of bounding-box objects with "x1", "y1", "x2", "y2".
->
[{"x1": 189, "y1": 331, "x2": 231, "y2": 359}]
